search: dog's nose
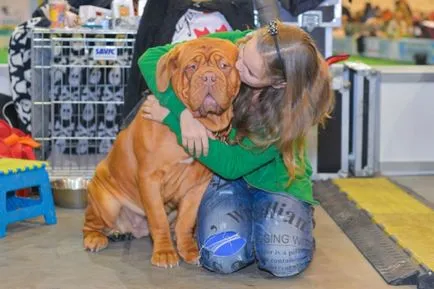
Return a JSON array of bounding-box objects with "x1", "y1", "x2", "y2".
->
[{"x1": 202, "y1": 72, "x2": 216, "y2": 85}]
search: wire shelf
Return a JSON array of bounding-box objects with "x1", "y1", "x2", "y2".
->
[{"x1": 30, "y1": 28, "x2": 136, "y2": 179}]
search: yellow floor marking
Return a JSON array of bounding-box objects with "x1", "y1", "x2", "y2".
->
[{"x1": 333, "y1": 177, "x2": 434, "y2": 270}]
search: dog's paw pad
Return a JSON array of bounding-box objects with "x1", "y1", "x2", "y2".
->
[
  {"x1": 84, "y1": 232, "x2": 109, "y2": 252},
  {"x1": 151, "y1": 249, "x2": 179, "y2": 268},
  {"x1": 179, "y1": 246, "x2": 200, "y2": 265}
]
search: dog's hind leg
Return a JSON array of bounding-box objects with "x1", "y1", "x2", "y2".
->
[{"x1": 83, "y1": 179, "x2": 121, "y2": 252}]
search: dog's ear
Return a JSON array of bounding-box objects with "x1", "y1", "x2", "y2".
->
[{"x1": 156, "y1": 47, "x2": 180, "y2": 92}]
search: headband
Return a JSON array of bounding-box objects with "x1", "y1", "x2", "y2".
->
[{"x1": 267, "y1": 20, "x2": 286, "y2": 79}]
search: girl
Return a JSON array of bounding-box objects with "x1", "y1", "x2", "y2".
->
[{"x1": 139, "y1": 21, "x2": 334, "y2": 277}]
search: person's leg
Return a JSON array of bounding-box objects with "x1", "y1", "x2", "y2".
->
[
  {"x1": 196, "y1": 175, "x2": 254, "y2": 274},
  {"x1": 253, "y1": 189, "x2": 315, "y2": 277}
]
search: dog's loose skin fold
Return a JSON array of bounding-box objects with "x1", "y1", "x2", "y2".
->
[{"x1": 82, "y1": 37, "x2": 240, "y2": 268}]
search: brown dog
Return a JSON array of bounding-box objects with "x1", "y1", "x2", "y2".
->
[{"x1": 82, "y1": 37, "x2": 240, "y2": 268}]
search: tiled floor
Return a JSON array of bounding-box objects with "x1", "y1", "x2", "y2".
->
[{"x1": 0, "y1": 205, "x2": 416, "y2": 289}]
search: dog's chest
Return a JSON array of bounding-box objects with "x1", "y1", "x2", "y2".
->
[{"x1": 158, "y1": 155, "x2": 208, "y2": 204}]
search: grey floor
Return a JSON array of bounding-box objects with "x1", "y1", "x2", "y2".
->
[
  {"x1": 391, "y1": 175, "x2": 434, "y2": 207},
  {"x1": 1, "y1": 175, "x2": 432, "y2": 289}
]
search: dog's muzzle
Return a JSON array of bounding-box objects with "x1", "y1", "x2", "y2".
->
[{"x1": 192, "y1": 94, "x2": 224, "y2": 118}]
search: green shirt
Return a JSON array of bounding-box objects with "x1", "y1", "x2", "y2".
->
[{"x1": 138, "y1": 30, "x2": 316, "y2": 205}]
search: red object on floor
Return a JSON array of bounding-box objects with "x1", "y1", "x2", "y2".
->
[{"x1": 0, "y1": 120, "x2": 41, "y2": 197}]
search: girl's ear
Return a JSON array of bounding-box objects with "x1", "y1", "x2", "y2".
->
[{"x1": 272, "y1": 81, "x2": 287, "y2": 89}]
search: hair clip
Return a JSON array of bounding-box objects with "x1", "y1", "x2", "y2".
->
[
  {"x1": 267, "y1": 20, "x2": 286, "y2": 79},
  {"x1": 268, "y1": 20, "x2": 279, "y2": 36}
]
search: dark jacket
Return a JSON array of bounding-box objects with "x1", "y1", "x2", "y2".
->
[{"x1": 279, "y1": 0, "x2": 326, "y2": 17}]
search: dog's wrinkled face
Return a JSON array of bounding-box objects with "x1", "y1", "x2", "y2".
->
[{"x1": 157, "y1": 38, "x2": 240, "y2": 132}]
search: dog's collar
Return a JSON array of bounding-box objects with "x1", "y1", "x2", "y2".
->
[{"x1": 212, "y1": 123, "x2": 232, "y2": 144}]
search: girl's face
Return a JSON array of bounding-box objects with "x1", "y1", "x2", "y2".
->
[{"x1": 235, "y1": 36, "x2": 272, "y2": 88}]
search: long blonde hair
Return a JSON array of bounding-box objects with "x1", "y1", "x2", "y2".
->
[{"x1": 232, "y1": 23, "x2": 334, "y2": 182}]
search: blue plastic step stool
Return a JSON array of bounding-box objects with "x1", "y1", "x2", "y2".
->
[{"x1": 0, "y1": 158, "x2": 57, "y2": 238}]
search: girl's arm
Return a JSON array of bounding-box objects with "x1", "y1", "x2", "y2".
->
[{"x1": 162, "y1": 112, "x2": 278, "y2": 180}]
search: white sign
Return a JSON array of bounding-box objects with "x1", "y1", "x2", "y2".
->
[{"x1": 93, "y1": 46, "x2": 118, "y2": 60}]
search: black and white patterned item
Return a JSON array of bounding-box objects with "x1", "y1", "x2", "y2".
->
[
  {"x1": 14, "y1": 98, "x2": 32, "y2": 132},
  {"x1": 52, "y1": 68, "x2": 65, "y2": 86},
  {"x1": 53, "y1": 103, "x2": 75, "y2": 136},
  {"x1": 84, "y1": 68, "x2": 102, "y2": 102},
  {"x1": 76, "y1": 139, "x2": 90, "y2": 155},
  {"x1": 97, "y1": 103, "x2": 121, "y2": 154},
  {"x1": 98, "y1": 139, "x2": 113, "y2": 155},
  {"x1": 76, "y1": 103, "x2": 97, "y2": 137},
  {"x1": 53, "y1": 103, "x2": 76, "y2": 154},
  {"x1": 8, "y1": 18, "x2": 48, "y2": 134},
  {"x1": 69, "y1": 67, "x2": 82, "y2": 88},
  {"x1": 70, "y1": 34, "x2": 86, "y2": 66},
  {"x1": 101, "y1": 67, "x2": 123, "y2": 102},
  {"x1": 89, "y1": 68, "x2": 102, "y2": 85},
  {"x1": 53, "y1": 43, "x2": 69, "y2": 68},
  {"x1": 52, "y1": 86, "x2": 70, "y2": 102},
  {"x1": 54, "y1": 139, "x2": 67, "y2": 154},
  {"x1": 81, "y1": 87, "x2": 99, "y2": 101},
  {"x1": 98, "y1": 103, "x2": 119, "y2": 137},
  {"x1": 11, "y1": 28, "x2": 135, "y2": 158},
  {"x1": 49, "y1": 33, "x2": 130, "y2": 156},
  {"x1": 101, "y1": 86, "x2": 123, "y2": 102},
  {"x1": 108, "y1": 67, "x2": 122, "y2": 86}
]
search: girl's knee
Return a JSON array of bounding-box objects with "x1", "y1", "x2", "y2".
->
[
  {"x1": 196, "y1": 179, "x2": 253, "y2": 250},
  {"x1": 200, "y1": 255, "x2": 252, "y2": 274},
  {"x1": 199, "y1": 231, "x2": 254, "y2": 274}
]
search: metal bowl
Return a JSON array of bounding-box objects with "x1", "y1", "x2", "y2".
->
[{"x1": 51, "y1": 178, "x2": 89, "y2": 209}]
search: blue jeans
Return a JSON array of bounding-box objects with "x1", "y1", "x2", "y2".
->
[{"x1": 197, "y1": 175, "x2": 315, "y2": 277}]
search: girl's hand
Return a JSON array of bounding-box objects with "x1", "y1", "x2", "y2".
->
[
  {"x1": 141, "y1": 95, "x2": 169, "y2": 123},
  {"x1": 180, "y1": 109, "x2": 215, "y2": 157}
]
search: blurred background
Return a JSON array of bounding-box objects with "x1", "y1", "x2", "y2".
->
[
  {"x1": 0, "y1": 1, "x2": 43, "y2": 97},
  {"x1": 335, "y1": 0, "x2": 434, "y2": 65},
  {"x1": 0, "y1": 1, "x2": 43, "y2": 63},
  {"x1": 3, "y1": 0, "x2": 434, "y2": 66}
]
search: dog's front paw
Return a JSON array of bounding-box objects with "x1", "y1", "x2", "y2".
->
[
  {"x1": 176, "y1": 232, "x2": 200, "y2": 265},
  {"x1": 151, "y1": 248, "x2": 179, "y2": 268},
  {"x1": 178, "y1": 242, "x2": 200, "y2": 265},
  {"x1": 83, "y1": 231, "x2": 108, "y2": 252}
]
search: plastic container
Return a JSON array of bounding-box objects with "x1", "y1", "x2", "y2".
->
[
  {"x1": 49, "y1": 0, "x2": 67, "y2": 28},
  {"x1": 112, "y1": 0, "x2": 134, "y2": 18}
]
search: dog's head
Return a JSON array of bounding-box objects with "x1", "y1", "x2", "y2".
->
[{"x1": 156, "y1": 37, "x2": 240, "y2": 132}]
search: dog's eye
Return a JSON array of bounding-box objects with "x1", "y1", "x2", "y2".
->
[
  {"x1": 220, "y1": 62, "x2": 230, "y2": 70},
  {"x1": 186, "y1": 64, "x2": 197, "y2": 72}
]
